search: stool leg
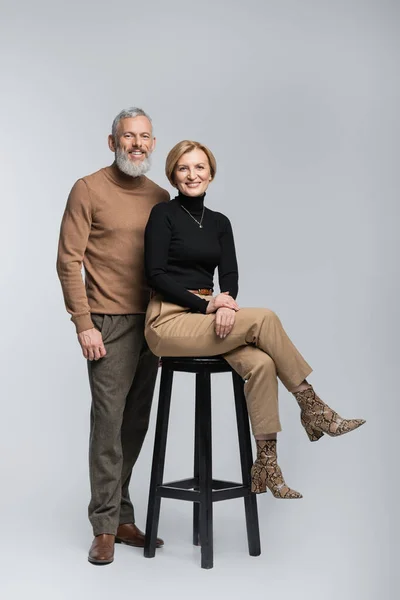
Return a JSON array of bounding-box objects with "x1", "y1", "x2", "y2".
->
[
  {"x1": 144, "y1": 367, "x2": 174, "y2": 558},
  {"x1": 232, "y1": 371, "x2": 261, "y2": 557},
  {"x1": 193, "y1": 385, "x2": 200, "y2": 546},
  {"x1": 197, "y1": 371, "x2": 213, "y2": 569}
]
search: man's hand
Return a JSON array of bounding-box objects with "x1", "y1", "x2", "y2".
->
[
  {"x1": 78, "y1": 328, "x2": 107, "y2": 361},
  {"x1": 214, "y1": 307, "x2": 236, "y2": 339},
  {"x1": 206, "y1": 292, "x2": 239, "y2": 314}
]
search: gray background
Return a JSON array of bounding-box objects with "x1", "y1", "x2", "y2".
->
[{"x1": 1, "y1": 0, "x2": 398, "y2": 598}]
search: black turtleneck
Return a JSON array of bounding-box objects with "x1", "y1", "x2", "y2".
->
[{"x1": 144, "y1": 191, "x2": 239, "y2": 313}]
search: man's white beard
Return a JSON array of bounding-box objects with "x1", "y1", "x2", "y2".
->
[{"x1": 115, "y1": 146, "x2": 152, "y2": 177}]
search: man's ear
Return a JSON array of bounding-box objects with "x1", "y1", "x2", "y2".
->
[
  {"x1": 108, "y1": 134, "x2": 116, "y2": 152},
  {"x1": 151, "y1": 136, "x2": 157, "y2": 152}
]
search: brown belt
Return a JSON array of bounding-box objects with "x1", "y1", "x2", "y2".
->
[
  {"x1": 151, "y1": 288, "x2": 213, "y2": 298},
  {"x1": 188, "y1": 288, "x2": 213, "y2": 296}
]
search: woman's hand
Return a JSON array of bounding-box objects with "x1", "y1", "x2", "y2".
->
[
  {"x1": 206, "y1": 292, "x2": 239, "y2": 314},
  {"x1": 214, "y1": 307, "x2": 236, "y2": 339}
]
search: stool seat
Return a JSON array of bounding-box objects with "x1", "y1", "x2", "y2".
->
[
  {"x1": 144, "y1": 355, "x2": 261, "y2": 569},
  {"x1": 161, "y1": 356, "x2": 232, "y2": 373}
]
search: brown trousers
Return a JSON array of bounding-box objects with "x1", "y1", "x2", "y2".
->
[
  {"x1": 145, "y1": 295, "x2": 312, "y2": 436},
  {"x1": 88, "y1": 314, "x2": 159, "y2": 536}
]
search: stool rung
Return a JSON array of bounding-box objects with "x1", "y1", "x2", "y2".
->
[
  {"x1": 211, "y1": 479, "x2": 243, "y2": 490},
  {"x1": 161, "y1": 477, "x2": 245, "y2": 492},
  {"x1": 157, "y1": 478, "x2": 249, "y2": 503},
  {"x1": 212, "y1": 485, "x2": 249, "y2": 502},
  {"x1": 162, "y1": 478, "x2": 196, "y2": 490},
  {"x1": 158, "y1": 486, "x2": 200, "y2": 502}
]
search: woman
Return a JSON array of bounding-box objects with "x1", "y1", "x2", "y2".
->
[{"x1": 144, "y1": 140, "x2": 365, "y2": 499}]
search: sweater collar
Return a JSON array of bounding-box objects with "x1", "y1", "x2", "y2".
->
[
  {"x1": 104, "y1": 162, "x2": 147, "y2": 190},
  {"x1": 176, "y1": 190, "x2": 206, "y2": 214}
]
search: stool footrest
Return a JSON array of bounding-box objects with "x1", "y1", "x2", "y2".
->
[
  {"x1": 157, "y1": 478, "x2": 251, "y2": 502},
  {"x1": 212, "y1": 485, "x2": 250, "y2": 502}
]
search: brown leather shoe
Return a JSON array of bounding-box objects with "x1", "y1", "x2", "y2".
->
[
  {"x1": 88, "y1": 534, "x2": 115, "y2": 565},
  {"x1": 115, "y1": 523, "x2": 164, "y2": 548}
]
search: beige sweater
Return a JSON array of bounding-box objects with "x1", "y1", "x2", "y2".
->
[{"x1": 57, "y1": 164, "x2": 169, "y2": 333}]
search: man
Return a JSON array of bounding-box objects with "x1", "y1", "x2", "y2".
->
[{"x1": 57, "y1": 107, "x2": 169, "y2": 565}]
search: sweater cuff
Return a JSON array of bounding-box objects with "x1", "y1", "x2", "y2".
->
[
  {"x1": 199, "y1": 299, "x2": 209, "y2": 314},
  {"x1": 72, "y1": 313, "x2": 95, "y2": 334}
]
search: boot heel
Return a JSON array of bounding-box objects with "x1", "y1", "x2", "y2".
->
[
  {"x1": 251, "y1": 480, "x2": 267, "y2": 494},
  {"x1": 301, "y1": 417, "x2": 324, "y2": 442}
]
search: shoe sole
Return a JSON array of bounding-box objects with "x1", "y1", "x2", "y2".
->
[{"x1": 88, "y1": 557, "x2": 114, "y2": 565}]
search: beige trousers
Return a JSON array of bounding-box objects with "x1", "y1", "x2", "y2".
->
[{"x1": 145, "y1": 295, "x2": 312, "y2": 436}]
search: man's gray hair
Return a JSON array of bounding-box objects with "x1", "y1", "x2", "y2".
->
[{"x1": 111, "y1": 107, "x2": 153, "y2": 138}]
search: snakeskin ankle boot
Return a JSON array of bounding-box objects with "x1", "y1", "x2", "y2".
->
[
  {"x1": 294, "y1": 385, "x2": 366, "y2": 442},
  {"x1": 251, "y1": 439, "x2": 302, "y2": 498}
]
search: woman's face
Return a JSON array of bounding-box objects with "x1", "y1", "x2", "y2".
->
[{"x1": 173, "y1": 148, "x2": 212, "y2": 196}]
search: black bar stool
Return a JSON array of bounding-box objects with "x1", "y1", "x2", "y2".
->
[{"x1": 144, "y1": 356, "x2": 261, "y2": 569}]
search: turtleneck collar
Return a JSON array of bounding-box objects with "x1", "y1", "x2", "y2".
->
[
  {"x1": 104, "y1": 162, "x2": 146, "y2": 190},
  {"x1": 176, "y1": 190, "x2": 206, "y2": 214}
]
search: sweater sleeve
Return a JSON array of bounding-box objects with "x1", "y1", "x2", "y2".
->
[
  {"x1": 145, "y1": 204, "x2": 209, "y2": 313},
  {"x1": 56, "y1": 179, "x2": 94, "y2": 333},
  {"x1": 217, "y1": 215, "x2": 239, "y2": 299}
]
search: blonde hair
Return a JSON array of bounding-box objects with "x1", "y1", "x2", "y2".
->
[{"x1": 165, "y1": 140, "x2": 217, "y2": 187}]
